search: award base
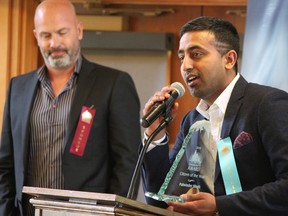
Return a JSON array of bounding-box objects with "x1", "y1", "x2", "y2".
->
[{"x1": 145, "y1": 192, "x2": 185, "y2": 203}]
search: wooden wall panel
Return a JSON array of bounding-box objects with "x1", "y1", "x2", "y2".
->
[
  {"x1": 0, "y1": 0, "x2": 38, "y2": 132},
  {"x1": 19, "y1": 0, "x2": 39, "y2": 74},
  {"x1": 203, "y1": 6, "x2": 246, "y2": 33},
  {"x1": 71, "y1": 0, "x2": 247, "y2": 6},
  {"x1": 0, "y1": 0, "x2": 12, "y2": 133}
]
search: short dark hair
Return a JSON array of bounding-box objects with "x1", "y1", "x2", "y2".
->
[{"x1": 180, "y1": 16, "x2": 240, "y2": 72}]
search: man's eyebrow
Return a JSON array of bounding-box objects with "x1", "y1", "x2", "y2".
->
[
  {"x1": 39, "y1": 31, "x2": 50, "y2": 36},
  {"x1": 57, "y1": 27, "x2": 69, "y2": 32},
  {"x1": 178, "y1": 45, "x2": 203, "y2": 55},
  {"x1": 38, "y1": 27, "x2": 69, "y2": 35}
]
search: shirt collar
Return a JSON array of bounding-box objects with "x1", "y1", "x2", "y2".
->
[
  {"x1": 196, "y1": 73, "x2": 240, "y2": 119},
  {"x1": 74, "y1": 55, "x2": 82, "y2": 75}
]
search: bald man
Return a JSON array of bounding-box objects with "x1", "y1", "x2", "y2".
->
[{"x1": 0, "y1": 0, "x2": 141, "y2": 215}]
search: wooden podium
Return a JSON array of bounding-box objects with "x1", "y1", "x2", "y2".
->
[{"x1": 23, "y1": 186, "x2": 186, "y2": 216}]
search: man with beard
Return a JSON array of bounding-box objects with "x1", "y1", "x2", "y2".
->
[{"x1": 0, "y1": 0, "x2": 141, "y2": 215}]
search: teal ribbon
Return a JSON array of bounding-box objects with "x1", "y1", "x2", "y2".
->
[{"x1": 217, "y1": 137, "x2": 242, "y2": 195}]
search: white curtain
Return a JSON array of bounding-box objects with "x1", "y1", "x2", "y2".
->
[{"x1": 241, "y1": 0, "x2": 288, "y2": 92}]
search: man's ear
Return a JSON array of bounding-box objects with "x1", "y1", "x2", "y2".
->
[
  {"x1": 225, "y1": 50, "x2": 237, "y2": 70},
  {"x1": 77, "y1": 22, "x2": 84, "y2": 40},
  {"x1": 33, "y1": 29, "x2": 40, "y2": 46},
  {"x1": 33, "y1": 29, "x2": 37, "y2": 39}
]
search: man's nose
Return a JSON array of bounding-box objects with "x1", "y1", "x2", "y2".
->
[
  {"x1": 50, "y1": 34, "x2": 61, "y2": 48},
  {"x1": 182, "y1": 56, "x2": 193, "y2": 72}
]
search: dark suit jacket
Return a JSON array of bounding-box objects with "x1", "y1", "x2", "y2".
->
[
  {"x1": 0, "y1": 57, "x2": 141, "y2": 216},
  {"x1": 142, "y1": 76, "x2": 288, "y2": 216}
]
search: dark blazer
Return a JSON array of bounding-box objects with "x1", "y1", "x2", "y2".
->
[
  {"x1": 142, "y1": 76, "x2": 288, "y2": 216},
  {"x1": 0, "y1": 57, "x2": 141, "y2": 216}
]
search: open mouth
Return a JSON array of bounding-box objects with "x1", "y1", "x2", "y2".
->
[{"x1": 187, "y1": 75, "x2": 198, "y2": 86}]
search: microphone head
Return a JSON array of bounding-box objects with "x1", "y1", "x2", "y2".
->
[{"x1": 171, "y1": 82, "x2": 185, "y2": 98}]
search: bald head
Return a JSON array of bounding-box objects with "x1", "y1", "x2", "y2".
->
[
  {"x1": 33, "y1": 0, "x2": 83, "y2": 70},
  {"x1": 34, "y1": 0, "x2": 78, "y2": 28}
]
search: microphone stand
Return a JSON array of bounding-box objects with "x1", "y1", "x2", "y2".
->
[{"x1": 127, "y1": 114, "x2": 173, "y2": 200}]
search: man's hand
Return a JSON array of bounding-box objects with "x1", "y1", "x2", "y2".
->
[
  {"x1": 167, "y1": 192, "x2": 217, "y2": 216},
  {"x1": 143, "y1": 85, "x2": 179, "y2": 139}
]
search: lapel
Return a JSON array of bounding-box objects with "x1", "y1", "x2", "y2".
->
[
  {"x1": 214, "y1": 75, "x2": 248, "y2": 181},
  {"x1": 64, "y1": 58, "x2": 98, "y2": 151},
  {"x1": 220, "y1": 76, "x2": 247, "y2": 139},
  {"x1": 19, "y1": 71, "x2": 39, "y2": 174}
]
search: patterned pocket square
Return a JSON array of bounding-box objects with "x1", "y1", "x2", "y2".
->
[{"x1": 233, "y1": 131, "x2": 253, "y2": 148}]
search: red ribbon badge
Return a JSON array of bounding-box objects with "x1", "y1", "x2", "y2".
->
[{"x1": 70, "y1": 106, "x2": 96, "y2": 156}]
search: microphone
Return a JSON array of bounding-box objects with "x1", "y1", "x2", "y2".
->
[{"x1": 140, "y1": 82, "x2": 185, "y2": 128}]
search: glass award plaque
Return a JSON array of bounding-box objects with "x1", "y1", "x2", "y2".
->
[{"x1": 145, "y1": 120, "x2": 215, "y2": 203}]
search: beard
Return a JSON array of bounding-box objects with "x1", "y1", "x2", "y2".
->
[{"x1": 41, "y1": 45, "x2": 80, "y2": 69}]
